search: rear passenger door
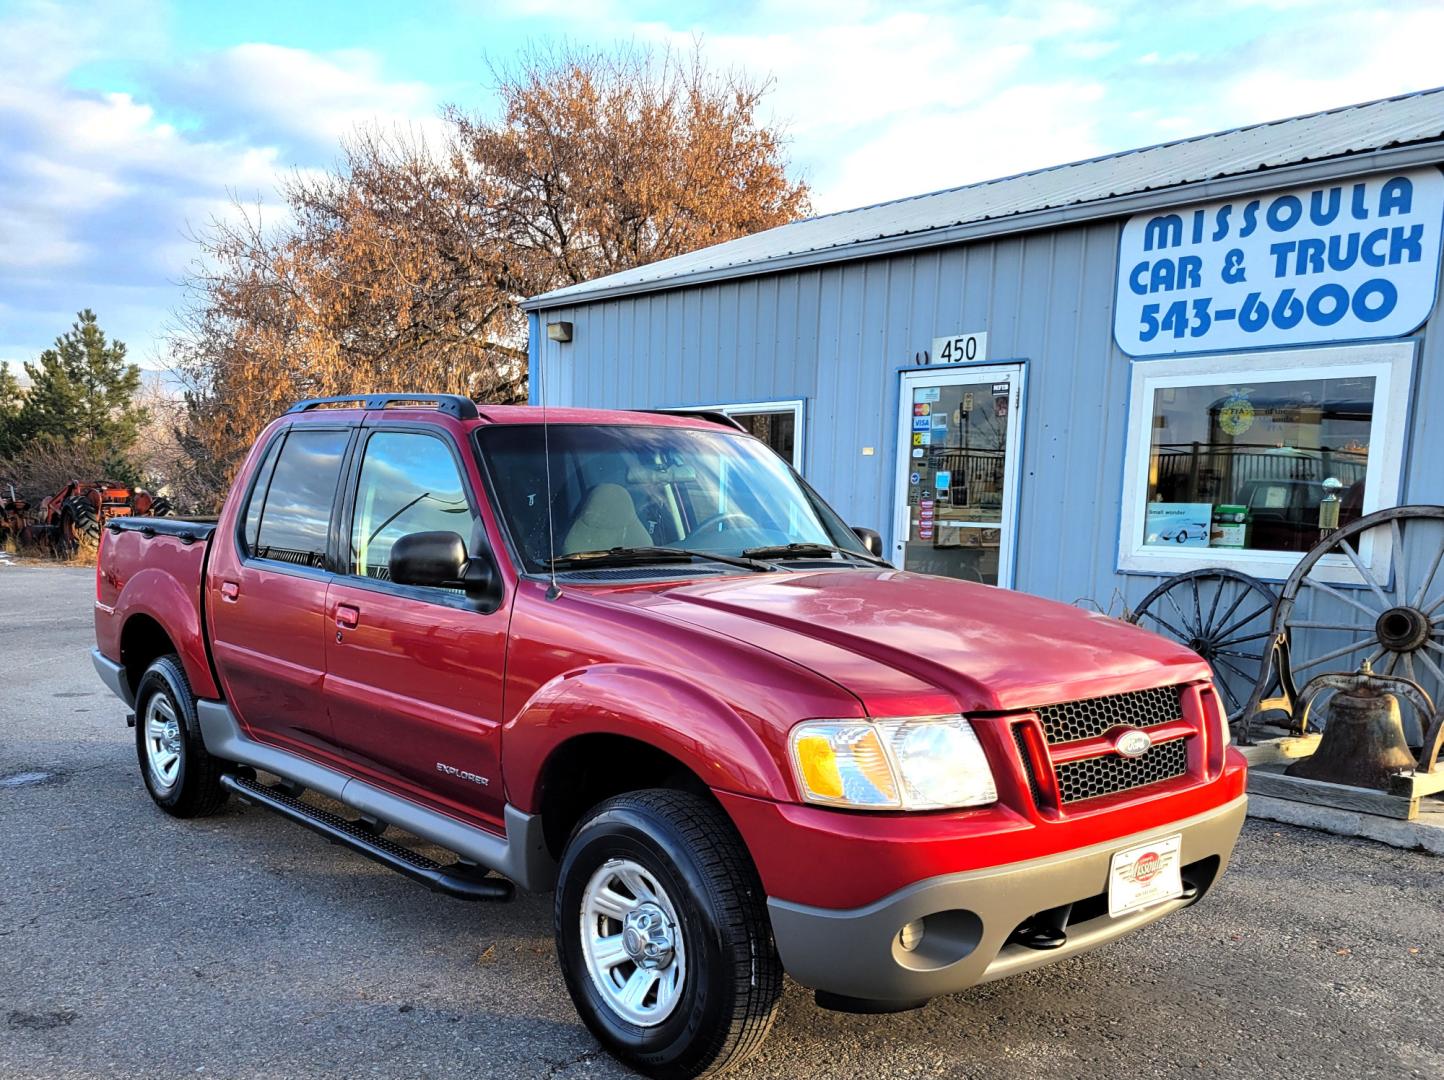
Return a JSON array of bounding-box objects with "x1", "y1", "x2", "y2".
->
[
  {"x1": 208, "y1": 424, "x2": 352, "y2": 757},
  {"x1": 323, "y1": 426, "x2": 510, "y2": 830}
]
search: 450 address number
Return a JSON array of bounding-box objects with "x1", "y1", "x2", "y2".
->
[{"x1": 1138, "y1": 277, "x2": 1400, "y2": 342}]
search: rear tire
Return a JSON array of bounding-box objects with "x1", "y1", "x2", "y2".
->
[
  {"x1": 134, "y1": 654, "x2": 229, "y2": 818},
  {"x1": 64, "y1": 496, "x2": 99, "y2": 555},
  {"x1": 555, "y1": 790, "x2": 782, "y2": 1079}
]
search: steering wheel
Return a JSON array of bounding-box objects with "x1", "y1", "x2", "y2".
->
[{"x1": 684, "y1": 512, "x2": 758, "y2": 542}]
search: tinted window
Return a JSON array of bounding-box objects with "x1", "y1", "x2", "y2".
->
[
  {"x1": 242, "y1": 435, "x2": 284, "y2": 552},
  {"x1": 350, "y1": 432, "x2": 477, "y2": 580},
  {"x1": 251, "y1": 428, "x2": 349, "y2": 567}
]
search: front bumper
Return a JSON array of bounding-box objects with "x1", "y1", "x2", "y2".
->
[{"x1": 767, "y1": 794, "x2": 1246, "y2": 1003}]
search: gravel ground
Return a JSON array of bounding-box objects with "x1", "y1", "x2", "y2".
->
[{"x1": 2, "y1": 562, "x2": 1441, "y2": 1079}]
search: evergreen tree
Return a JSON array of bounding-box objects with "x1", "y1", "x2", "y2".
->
[
  {"x1": 0, "y1": 363, "x2": 22, "y2": 457},
  {"x1": 16, "y1": 310, "x2": 144, "y2": 457}
]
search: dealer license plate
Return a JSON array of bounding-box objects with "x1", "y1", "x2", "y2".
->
[{"x1": 1108, "y1": 834, "x2": 1183, "y2": 917}]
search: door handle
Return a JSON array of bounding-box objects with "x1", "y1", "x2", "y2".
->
[
  {"x1": 335, "y1": 604, "x2": 360, "y2": 630},
  {"x1": 220, "y1": 581, "x2": 240, "y2": 602}
]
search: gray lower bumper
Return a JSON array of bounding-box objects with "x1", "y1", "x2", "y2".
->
[
  {"x1": 91, "y1": 648, "x2": 133, "y2": 708},
  {"x1": 767, "y1": 794, "x2": 1247, "y2": 1003}
]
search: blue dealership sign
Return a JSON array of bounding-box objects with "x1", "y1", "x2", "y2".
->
[{"x1": 1114, "y1": 168, "x2": 1444, "y2": 356}]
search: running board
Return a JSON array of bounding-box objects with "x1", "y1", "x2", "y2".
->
[
  {"x1": 196, "y1": 699, "x2": 556, "y2": 892},
  {"x1": 221, "y1": 775, "x2": 514, "y2": 901}
]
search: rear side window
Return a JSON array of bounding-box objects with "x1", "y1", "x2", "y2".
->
[
  {"x1": 242, "y1": 435, "x2": 284, "y2": 552},
  {"x1": 349, "y1": 431, "x2": 478, "y2": 580},
  {"x1": 247, "y1": 428, "x2": 349, "y2": 567}
]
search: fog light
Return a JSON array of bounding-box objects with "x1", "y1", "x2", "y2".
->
[{"x1": 898, "y1": 919, "x2": 925, "y2": 952}]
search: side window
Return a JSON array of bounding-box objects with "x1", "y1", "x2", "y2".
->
[
  {"x1": 250, "y1": 428, "x2": 349, "y2": 567},
  {"x1": 350, "y1": 431, "x2": 479, "y2": 581},
  {"x1": 241, "y1": 435, "x2": 285, "y2": 552}
]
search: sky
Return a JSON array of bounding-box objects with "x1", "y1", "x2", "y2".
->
[{"x1": 2, "y1": 0, "x2": 1443, "y2": 378}]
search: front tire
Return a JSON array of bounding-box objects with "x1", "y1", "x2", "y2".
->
[
  {"x1": 555, "y1": 790, "x2": 782, "y2": 1079},
  {"x1": 134, "y1": 654, "x2": 228, "y2": 817}
]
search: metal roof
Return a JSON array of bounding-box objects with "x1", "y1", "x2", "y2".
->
[{"x1": 527, "y1": 86, "x2": 1444, "y2": 310}]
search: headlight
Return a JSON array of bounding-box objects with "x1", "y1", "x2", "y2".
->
[{"x1": 789, "y1": 716, "x2": 997, "y2": 810}]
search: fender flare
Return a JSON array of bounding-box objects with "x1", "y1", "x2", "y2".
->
[
  {"x1": 114, "y1": 566, "x2": 219, "y2": 700},
  {"x1": 503, "y1": 663, "x2": 794, "y2": 812}
]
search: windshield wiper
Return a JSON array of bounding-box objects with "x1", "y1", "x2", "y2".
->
[
  {"x1": 740, "y1": 542, "x2": 888, "y2": 566},
  {"x1": 546, "y1": 546, "x2": 775, "y2": 572}
]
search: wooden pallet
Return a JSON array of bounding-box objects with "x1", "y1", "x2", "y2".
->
[{"x1": 1246, "y1": 761, "x2": 1444, "y2": 821}]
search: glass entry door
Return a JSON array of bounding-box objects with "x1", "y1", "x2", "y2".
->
[{"x1": 893, "y1": 365, "x2": 1025, "y2": 586}]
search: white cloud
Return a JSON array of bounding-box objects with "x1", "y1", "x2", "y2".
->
[
  {"x1": 0, "y1": 2, "x2": 441, "y2": 369},
  {"x1": 158, "y1": 44, "x2": 446, "y2": 153},
  {"x1": 823, "y1": 80, "x2": 1108, "y2": 210}
]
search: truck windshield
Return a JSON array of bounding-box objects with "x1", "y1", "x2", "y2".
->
[{"x1": 477, "y1": 424, "x2": 872, "y2": 574}]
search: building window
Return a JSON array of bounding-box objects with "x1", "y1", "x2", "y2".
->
[
  {"x1": 1119, "y1": 342, "x2": 1414, "y2": 583},
  {"x1": 693, "y1": 400, "x2": 804, "y2": 471}
]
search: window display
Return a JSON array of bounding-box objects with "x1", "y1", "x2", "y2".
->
[
  {"x1": 1144, "y1": 373, "x2": 1374, "y2": 553},
  {"x1": 1119, "y1": 343, "x2": 1414, "y2": 581}
]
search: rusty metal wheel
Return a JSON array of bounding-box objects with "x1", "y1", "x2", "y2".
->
[
  {"x1": 1128, "y1": 568, "x2": 1278, "y2": 725},
  {"x1": 1271, "y1": 505, "x2": 1444, "y2": 741}
]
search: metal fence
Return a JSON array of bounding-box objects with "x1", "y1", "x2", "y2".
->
[{"x1": 1152, "y1": 443, "x2": 1369, "y2": 499}]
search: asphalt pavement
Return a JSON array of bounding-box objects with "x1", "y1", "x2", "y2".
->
[{"x1": 2, "y1": 562, "x2": 1441, "y2": 1079}]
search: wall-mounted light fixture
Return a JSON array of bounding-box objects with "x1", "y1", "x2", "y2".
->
[{"x1": 546, "y1": 321, "x2": 574, "y2": 343}]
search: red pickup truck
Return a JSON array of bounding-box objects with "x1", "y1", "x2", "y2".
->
[{"x1": 93, "y1": 394, "x2": 1246, "y2": 1078}]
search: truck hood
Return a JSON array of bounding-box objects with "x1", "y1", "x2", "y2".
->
[{"x1": 603, "y1": 569, "x2": 1211, "y2": 715}]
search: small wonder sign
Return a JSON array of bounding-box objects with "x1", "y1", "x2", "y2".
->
[{"x1": 1114, "y1": 167, "x2": 1444, "y2": 356}]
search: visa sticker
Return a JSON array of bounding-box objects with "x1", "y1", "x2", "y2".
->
[{"x1": 912, "y1": 416, "x2": 932, "y2": 431}]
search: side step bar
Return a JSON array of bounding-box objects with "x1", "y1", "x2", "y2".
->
[
  {"x1": 221, "y1": 775, "x2": 514, "y2": 901},
  {"x1": 196, "y1": 699, "x2": 556, "y2": 892}
]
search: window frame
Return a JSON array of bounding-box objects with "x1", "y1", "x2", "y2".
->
[
  {"x1": 689, "y1": 399, "x2": 805, "y2": 472},
  {"x1": 335, "y1": 422, "x2": 491, "y2": 608},
  {"x1": 235, "y1": 422, "x2": 356, "y2": 580},
  {"x1": 1118, "y1": 341, "x2": 1416, "y2": 584}
]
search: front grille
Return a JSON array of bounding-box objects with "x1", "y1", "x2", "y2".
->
[
  {"x1": 1012, "y1": 726, "x2": 1042, "y2": 804},
  {"x1": 1034, "y1": 685, "x2": 1183, "y2": 745},
  {"x1": 1054, "y1": 738, "x2": 1188, "y2": 803}
]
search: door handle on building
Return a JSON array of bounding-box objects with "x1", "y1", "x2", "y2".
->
[{"x1": 335, "y1": 604, "x2": 360, "y2": 630}]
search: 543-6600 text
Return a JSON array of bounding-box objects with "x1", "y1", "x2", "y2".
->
[{"x1": 1138, "y1": 277, "x2": 1399, "y2": 342}]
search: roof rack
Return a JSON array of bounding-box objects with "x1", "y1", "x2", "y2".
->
[
  {"x1": 641, "y1": 408, "x2": 749, "y2": 433},
  {"x1": 286, "y1": 394, "x2": 480, "y2": 421}
]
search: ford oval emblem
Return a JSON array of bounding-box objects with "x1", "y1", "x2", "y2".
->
[{"x1": 1115, "y1": 729, "x2": 1153, "y2": 758}]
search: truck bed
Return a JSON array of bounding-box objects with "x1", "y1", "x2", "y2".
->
[{"x1": 95, "y1": 515, "x2": 220, "y2": 703}]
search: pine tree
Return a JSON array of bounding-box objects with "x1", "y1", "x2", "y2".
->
[
  {"x1": 16, "y1": 310, "x2": 144, "y2": 458},
  {"x1": 0, "y1": 363, "x2": 22, "y2": 457}
]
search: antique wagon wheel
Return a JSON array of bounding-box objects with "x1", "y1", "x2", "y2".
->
[
  {"x1": 1271, "y1": 505, "x2": 1444, "y2": 740},
  {"x1": 1128, "y1": 568, "x2": 1278, "y2": 725}
]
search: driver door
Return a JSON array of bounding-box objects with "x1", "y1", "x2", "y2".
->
[{"x1": 323, "y1": 426, "x2": 510, "y2": 831}]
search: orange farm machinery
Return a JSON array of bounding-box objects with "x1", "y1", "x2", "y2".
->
[{"x1": 33, "y1": 481, "x2": 172, "y2": 555}]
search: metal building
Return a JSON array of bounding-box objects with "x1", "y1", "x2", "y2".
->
[{"x1": 523, "y1": 88, "x2": 1444, "y2": 712}]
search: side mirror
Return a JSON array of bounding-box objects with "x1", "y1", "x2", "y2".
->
[
  {"x1": 390, "y1": 531, "x2": 467, "y2": 587},
  {"x1": 389, "y1": 531, "x2": 503, "y2": 610},
  {"x1": 851, "y1": 526, "x2": 884, "y2": 558}
]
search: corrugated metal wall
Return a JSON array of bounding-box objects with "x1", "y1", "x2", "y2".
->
[{"x1": 529, "y1": 215, "x2": 1444, "y2": 614}]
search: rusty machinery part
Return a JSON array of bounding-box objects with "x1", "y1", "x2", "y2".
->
[
  {"x1": 1241, "y1": 505, "x2": 1444, "y2": 743},
  {"x1": 1286, "y1": 661, "x2": 1443, "y2": 789},
  {"x1": 1127, "y1": 568, "x2": 1279, "y2": 728}
]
